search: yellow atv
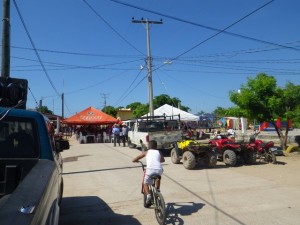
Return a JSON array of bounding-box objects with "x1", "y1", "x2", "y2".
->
[{"x1": 171, "y1": 140, "x2": 217, "y2": 170}]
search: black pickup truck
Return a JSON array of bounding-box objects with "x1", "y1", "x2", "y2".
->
[{"x1": 0, "y1": 107, "x2": 69, "y2": 225}]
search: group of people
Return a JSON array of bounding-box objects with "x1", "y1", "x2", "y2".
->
[{"x1": 111, "y1": 123, "x2": 129, "y2": 147}]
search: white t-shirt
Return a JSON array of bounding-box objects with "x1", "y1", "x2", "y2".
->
[{"x1": 146, "y1": 149, "x2": 162, "y2": 170}]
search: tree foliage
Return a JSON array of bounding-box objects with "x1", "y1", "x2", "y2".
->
[
  {"x1": 153, "y1": 94, "x2": 190, "y2": 112},
  {"x1": 126, "y1": 102, "x2": 143, "y2": 110},
  {"x1": 133, "y1": 104, "x2": 149, "y2": 118},
  {"x1": 101, "y1": 94, "x2": 191, "y2": 119},
  {"x1": 229, "y1": 73, "x2": 300, "y2": 149},
  {"x1": 36, "y1": 106, "x2": 53, "y2": 114},
  {"x1": 103, "y1": 105, "x2": 117, "y2": 117}
]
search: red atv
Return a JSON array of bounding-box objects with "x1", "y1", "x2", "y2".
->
[
  {"x1": 209, "y1": 135, "x2": 256, "y2": 166},
  {"x1": 246, "y1": 132, "x2": 277, "y2": 164}
]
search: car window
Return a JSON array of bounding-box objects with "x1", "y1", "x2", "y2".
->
[{"x1": 0, "y1": 117, "x2": 39, "y2": 158}]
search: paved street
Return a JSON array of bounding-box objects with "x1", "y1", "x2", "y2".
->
[{"x1": 59, "y1": 139, "x2": 300, "y2": 225}]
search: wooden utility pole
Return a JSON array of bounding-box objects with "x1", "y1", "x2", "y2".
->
[
  {"x1": 1, "y1": 0, "x2": 10, "y2": 78},
  {"x1": 61, "y1": 93, "x2": 64, "y2": 119},
  {"x1": 132, "y1": 18, "x2": 163, "y2": 117}
]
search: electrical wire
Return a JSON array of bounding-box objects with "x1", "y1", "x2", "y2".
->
[
  {"x1": 28, "y1": 86, "x2": 39, "y2": 107},
  {"x1": 111, "y1": 0, "x2": 300, "y2": 53},
  {"x1": 12, "y1": 0, "x2": 61, "y2": 97},
  {"x1": 10, "y1": 45, "x2": 143, "y2": 58},
  {"x1": 10, "y1": 56, "x2": 144, "y2": 72},
  {"x1": 113, "y1": 68, "x2": 144, "y2": 106},
  {"x1": 13, "y1": 0, "x2": 72, "y2": 116},
  {"x1": 113, "y1": 72, "x2": 148, "y2": 107},
  {"x1": 83, "y1": 0, "x2": 145, "y2": 56}
]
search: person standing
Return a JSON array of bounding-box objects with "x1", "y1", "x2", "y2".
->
[
  {"x1": 122, "y1": 124, "x2": 129, "y2": 147},
  {"x1": 112, "y1": 124, "x2": 120, "y2": 146}
]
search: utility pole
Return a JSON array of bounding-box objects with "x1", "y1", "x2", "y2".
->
[
  {"x1": 39, "y1": 98, "x2": 43, "y2": 110},
  {"x1": 132, "y1": 18, "x2": 163, "y2": 117},
  {"x1": 61, "y1": 93, "x2": 64, "y2": 119},
  {"x1": 1, "y1": 0, "x2": 10, "y2": 78},
  {"x1": 101, "y1": 93, "x2": 109, "y2": 112}
]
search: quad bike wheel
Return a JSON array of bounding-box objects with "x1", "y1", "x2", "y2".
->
[
  {"x1": 203, "y1": 150, "x2": 217, "y2": 168},
  {"x1": 223, "y1": 149, "x2": 237, "y2": 167},
  {"x1": 243, "y1": 150, "x2": 256, "y2": 164},
  {"x1": 171, "y1": 147, "x2": 181, "y2": 164},
  {"x1": 182, "y1": 151, "x2": 196, "y2": 169},
  {"x1": 266, "y1": 152, "x2": 276, "y2": 164}
]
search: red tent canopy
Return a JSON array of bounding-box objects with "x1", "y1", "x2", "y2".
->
[{"x1": 62, "y1": 106, "x2": 118, "y2": 125}]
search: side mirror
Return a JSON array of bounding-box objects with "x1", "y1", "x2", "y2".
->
[{"x1": 55, "y1": 139, "x2": 70, "y2": 152}]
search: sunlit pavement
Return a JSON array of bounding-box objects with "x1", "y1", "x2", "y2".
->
[{"x1": 59, "y1": 139, "x2": 300, "y2": 225}]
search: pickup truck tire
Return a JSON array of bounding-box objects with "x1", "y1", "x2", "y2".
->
[
  {"x1": 223, "y1": 149, "x2": 237, "y2": 166},
  {"x1": 182, "y1": 151, "x2": 196, "y2": 170},
  {"x1": 171, "y1": 148, "x2": 181, "y2": 164},
  {"x1": 128, "y1": 139, "x2": 136, "y2": 149}
]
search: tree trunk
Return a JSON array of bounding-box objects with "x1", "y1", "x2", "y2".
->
[{"x1": 272, "y1": 122, "x2": 288, "y2": 150}]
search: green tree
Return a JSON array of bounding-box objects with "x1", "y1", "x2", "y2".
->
[
  {"x1": 293, "y1": 105, "x2": 300, "y2": 128},
  {"x1": 153, "y1": 94, "x2": 190, "y2": 112},
  {"x1": 36, "y1": 106, "x2": 53, "y2": 114},
  {"x1": 197, "y1": 110, "x2": 206, "y2": 115},
  {"x1": 153, "y1": 94, "x2": 173, "y2": 108},
  {"x1": 229, "y1": 73, "x2": 300, "y2": 149},
  {"x1": 126, "y1": 102, "x2": 143, "y2": 110},
  {"x1": 133, "y1": 104, "x2": 149, "y2": 118},
  {"x1": 225, "y1": 107, "x2": 248, "y2": 118},
  {"x1": 103, "y1": 105, "x2": 117, "y2": 117},
  {"x1": 213, "y1": 107, "x2": 227, "y2": 117}
]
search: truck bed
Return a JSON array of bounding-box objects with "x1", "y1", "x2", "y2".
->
[
  {"x1": 0, "y1": 158, "x2": 38, "y2": 198},
  {"x1": 0, "y1": 160, "x2": 60, "y2": 225}
]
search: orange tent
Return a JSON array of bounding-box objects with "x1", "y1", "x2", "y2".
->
[{"x1": 62, "y1": 106, "x2": 119, "y2": 125}]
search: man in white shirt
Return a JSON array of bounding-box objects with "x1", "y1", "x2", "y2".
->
[{"x1": 132, "y1": 140, "x2": 165, "y2": 207}]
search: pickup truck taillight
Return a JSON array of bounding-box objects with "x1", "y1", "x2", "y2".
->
[{"x1": 146, "y1": 135, "x2": 149, "y2": 142}]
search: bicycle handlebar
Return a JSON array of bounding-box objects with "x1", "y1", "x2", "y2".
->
[{"x1": 138, "y1": 161, "x2": 146, "y2": 171}]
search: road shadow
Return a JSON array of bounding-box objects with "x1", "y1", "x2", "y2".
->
[
  {"x1": 59, "y1": 196, "x2": 141, "y2": 225},
  {"x1": 165, "y1": 202, "x2": 204, "y2": 225}
]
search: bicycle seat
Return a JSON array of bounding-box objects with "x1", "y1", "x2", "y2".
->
[{"x1": 150, "y1": 174, "x2": 161, "y2": 180}]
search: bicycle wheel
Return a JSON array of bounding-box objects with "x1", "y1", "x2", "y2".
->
[{"x1": 153, "y1": 190, "x2": 166, "y2": 225}]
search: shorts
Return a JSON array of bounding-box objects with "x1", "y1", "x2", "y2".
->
[{"x1": 144, "y1": 168, "x2": 163, "y2": 185}]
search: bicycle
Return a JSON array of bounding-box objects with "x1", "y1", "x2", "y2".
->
[{"x1": 139, "y1": 161, "x2": 166, "y2": 225}]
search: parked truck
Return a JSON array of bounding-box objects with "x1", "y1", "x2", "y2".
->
[
  {"x1": 0, "y1": 107, "x2": 69, "y2": 225},
  {"x1": 127, "y1": 116, "x2": 182, "y2": 151}
]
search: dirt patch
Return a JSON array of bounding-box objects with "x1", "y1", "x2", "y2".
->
[{"x1": 229, "y1": 153, "x2": 300, "y2": 188}]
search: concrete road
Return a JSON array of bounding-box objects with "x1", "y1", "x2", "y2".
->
[{"x1": 59, "y1": 140, "x2": 300, "y2": 225}]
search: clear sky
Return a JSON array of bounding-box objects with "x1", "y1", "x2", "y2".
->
[{"x1": 2, "y1": 0, "x2": 300, "y2": 118}]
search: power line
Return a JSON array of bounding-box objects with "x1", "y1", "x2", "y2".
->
[
  {"x1": 12, "y1": 0, "x2": 61, "y2": 97},
  {"x1": 9, "y1": 45, "x2": 143, "y2": 58},
  {"x1": 111, "y1": 0, "x2": 300, "y2": 53},
  {"x1": 10, "y1": 56, "x2": 144, "y2": 72},
  {"x1": 113, "y1": 68, "x2": 144, "y2": 106},
  {"x1": 82, "y1": 0, "x2": 145, "y2": 56}
]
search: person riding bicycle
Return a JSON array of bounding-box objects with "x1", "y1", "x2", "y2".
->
[{"x1": 132, "y1": 140, "x2": 165, "y2": 206}]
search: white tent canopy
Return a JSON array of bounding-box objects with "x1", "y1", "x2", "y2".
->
[{"x1": 143, "y1": 104, "x2": 199, "y2": 121}]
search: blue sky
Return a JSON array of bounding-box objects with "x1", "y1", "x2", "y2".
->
[{"x1": 2, "y1": 0, "x2": 300, "y2": 118}]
